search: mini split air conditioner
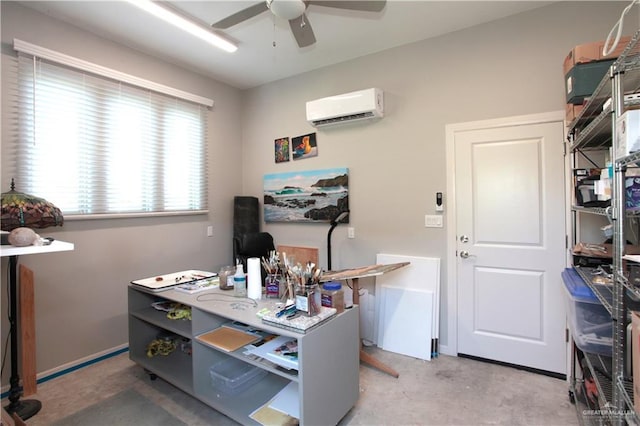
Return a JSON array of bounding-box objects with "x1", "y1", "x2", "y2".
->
[{"x1": 306, "y1": 88, "x2": 384, "y2": 127}]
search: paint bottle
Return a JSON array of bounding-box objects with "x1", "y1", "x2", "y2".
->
[
  {"x1": 234, "y1": 262, "x2": 247, "y2": 297},
  {"x1": 321, "y1": 281, "x2": 344, "y2": 313}
]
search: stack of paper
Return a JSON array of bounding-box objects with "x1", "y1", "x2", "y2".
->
[{"x1": 245, "y1": 335, "x2": 299, "y2": 370}]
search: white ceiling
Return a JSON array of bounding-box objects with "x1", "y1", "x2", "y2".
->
[{"x1": 20, "y1": 1, "x2": 553, "y2": 89}]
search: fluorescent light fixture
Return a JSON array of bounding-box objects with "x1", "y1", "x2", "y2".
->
[{"x1": 127, "y1": 0, "x2": 237, "y2": 53}]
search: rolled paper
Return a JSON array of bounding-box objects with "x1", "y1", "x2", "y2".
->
[{"x1": 247, "y1": 257, "x2": 262, "y2": 300}]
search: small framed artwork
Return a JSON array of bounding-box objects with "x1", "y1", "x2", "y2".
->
[
  {"x1": 292, "y1": 133, "x2": 318, "y2": 160},
  {"x1": 274, "y1": 137, "x2": 290, "y2": 163}
]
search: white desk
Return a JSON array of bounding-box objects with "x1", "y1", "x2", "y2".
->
[{"x1": 1, "y1": 240, "x2": 73, "y2": 421}]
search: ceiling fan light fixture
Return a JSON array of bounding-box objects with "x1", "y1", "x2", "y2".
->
[
  {"x1": 126, "y1": 0, "x2": 237, "y2": 53},
  {"x1": 267, "y1": 0, "x2": 306, "y2": 20}
]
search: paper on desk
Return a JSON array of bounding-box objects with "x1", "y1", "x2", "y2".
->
[{"x1": 269, "y1": 381, "x2": 299, "y2": 420}]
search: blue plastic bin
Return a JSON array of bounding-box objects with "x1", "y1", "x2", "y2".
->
[{"x1": 562, "y1": 268, "x2": 612, "y2": 356}]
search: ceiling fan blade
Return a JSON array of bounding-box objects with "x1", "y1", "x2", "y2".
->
[
  {"x1": 289, "y1": 13, "x2": 316, "y2": 48},
  {"x1": 310, "y1": 0, "x2": 386, "y2": 12},
  {"x1": 211, "y1": 2, "x2": 269, "y2": 29}
]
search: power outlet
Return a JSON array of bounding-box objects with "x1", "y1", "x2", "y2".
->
[
  {"x1": 425, "y1": 215, "x2": 443, "y2": 228},
  {"x1": 348, "y1": 227, "x2": 355, "y2": 239}
]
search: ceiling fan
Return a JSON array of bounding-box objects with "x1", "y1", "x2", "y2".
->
[{"x1": 211, "y1": 0, "x2": 386, "y2": 48}]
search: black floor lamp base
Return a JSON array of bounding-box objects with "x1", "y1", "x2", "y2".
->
[{"x1": 5, "y1": 399, "x2": 42, "y2": 421}]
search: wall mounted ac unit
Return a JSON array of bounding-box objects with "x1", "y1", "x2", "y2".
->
[{"x1": 306, "y1": 88, "x2": 384, "y2": 127}]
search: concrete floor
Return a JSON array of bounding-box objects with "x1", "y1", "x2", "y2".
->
[{"x1": 21, "y1": 347, "x2": 578, "y2": 426}]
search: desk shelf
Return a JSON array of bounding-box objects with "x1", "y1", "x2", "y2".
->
[{"x1": 128, "y1": 286, "x2": 359, "y2": 425}]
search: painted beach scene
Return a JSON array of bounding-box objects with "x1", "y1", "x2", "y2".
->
[{"x1": 264, "y1": 168, "x2": 349, "y2": 223}]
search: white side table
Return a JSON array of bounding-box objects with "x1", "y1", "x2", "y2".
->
[{"x1": 1, "y1": 240, "x2": 74, "y2": 420}]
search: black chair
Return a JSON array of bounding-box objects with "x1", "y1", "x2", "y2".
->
[{"x1": 233, "y1": 232, "x2": 275, "y2": 280}]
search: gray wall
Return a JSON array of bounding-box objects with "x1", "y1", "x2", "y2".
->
[
  {"x1": 1, "y1": 2, "x2": 244, "y2": 378},
  {"x1": 241, "y1": 1, "x2": 634, "y2": 352},
  {"x1": 0, "y1": 0, "x2": 634, "y2": 380}
]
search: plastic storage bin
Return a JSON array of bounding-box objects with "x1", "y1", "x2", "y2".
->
[
  {"x1": 562, "y1": 268, "x2": 612, "y2": 356},
  {"x1": 209, "y1": 357, "x2": 267, "y2": 395}
]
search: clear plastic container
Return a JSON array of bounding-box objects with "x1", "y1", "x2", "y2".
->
[
  {"x1": 234, "y1": 263, "x2": 247, "y2": 297},
  {"x1": 209, "y1": 357, "x2": 267, "y2": 395},
  {"x1": 562, "y1": 268, "x2": 612, "y2": 356},
  {"x1": 218, "y1": 265, "x2": 236, "y2": 290},
  {"x1": 295, "y1": 283, "x2": 320, "y2": 316},
  {"x1": 321, "y1": 281, "x2": 344, "y2": 313}
]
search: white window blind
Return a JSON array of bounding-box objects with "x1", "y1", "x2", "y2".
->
[{"x1": 8, "y1": 45, "x2": 210, "y2": 218}]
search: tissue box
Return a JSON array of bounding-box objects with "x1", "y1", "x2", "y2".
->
[{"x1": 617, "y1": 110, "x2": 640, "y2": 160}]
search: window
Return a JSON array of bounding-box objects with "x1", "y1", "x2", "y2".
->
[{"x1": 8, "y1": 43, "x2": 210, "y2": 218}]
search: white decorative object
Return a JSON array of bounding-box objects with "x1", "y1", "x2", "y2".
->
[{"x1": 8, "y1": 227, "x2": 40, "y2": 247}]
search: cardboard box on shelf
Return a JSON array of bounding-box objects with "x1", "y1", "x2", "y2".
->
[
  {"x1": 616, "y1": 109, "x2": 640, "y2": 160},
  {"x1": 566, "y1": 102, "x2": 586, "y2": 123},
  {"x1": 563, "y1": 36, "x2": 631, "y2": 75}
]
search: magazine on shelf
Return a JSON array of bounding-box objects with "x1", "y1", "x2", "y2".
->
[{"x1": 245, "y1": 335, "x2": 299, "y2": 371}]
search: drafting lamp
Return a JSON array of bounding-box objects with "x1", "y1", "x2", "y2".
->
[
  {"x1": 1, "y1": 179, "x2": 64, "y2": 420},
  {"x1": 327, "y1": 210, "x2": 349, "y2": 270}
]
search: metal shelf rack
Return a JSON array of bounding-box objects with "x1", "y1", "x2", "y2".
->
[{"x1": 567, "y1": 29, "x2": 640, "y2": 426}]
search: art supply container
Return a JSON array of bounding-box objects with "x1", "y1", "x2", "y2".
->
[
  {"x1": 295, "y1": 283, "x2": 320, "y2": 316},
  {"x1": 265, "y1": 274, "x2": 282, "y2": 299},
  {"x1": 234, "y1": 263, "x2": 247, "y2": 297},
  {"x1": 321, "y1": 281, "x2": 344, "y2": 313},
  {"x1": 209, "y1": 358, "x2": 267, "y2": 395},
  {"x1": 218, "y1": 265, "x2": 236, "y2": 290}
]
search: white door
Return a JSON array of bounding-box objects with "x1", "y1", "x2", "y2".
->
[{"x1": 454, "y1": 117, "x2": 567, "y2": 374}]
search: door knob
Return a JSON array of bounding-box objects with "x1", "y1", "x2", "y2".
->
[{"x1": 460, "y1": 250, "x2": 472, "y2": 258}]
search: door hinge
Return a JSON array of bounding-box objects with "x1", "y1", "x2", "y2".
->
[{"x1": 566, "y1": 328, "x2": 569, "y2": 343}]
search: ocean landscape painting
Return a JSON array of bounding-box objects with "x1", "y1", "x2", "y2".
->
[{"x1": 264, "y1": 168, "x2": 349, "y2": 223}]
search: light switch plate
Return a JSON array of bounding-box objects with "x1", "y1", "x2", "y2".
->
[{"x1": 425, "y1": 215, "x2": 443, "y2": 228}]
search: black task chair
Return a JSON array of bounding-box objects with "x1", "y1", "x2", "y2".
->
[{"x1": 233, "y1": 232, "x2": 275, "y2": 280}]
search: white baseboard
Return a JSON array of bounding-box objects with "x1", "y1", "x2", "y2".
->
[{"x1": 439, "y1": 343, "x2": 455, "y2": 356}]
